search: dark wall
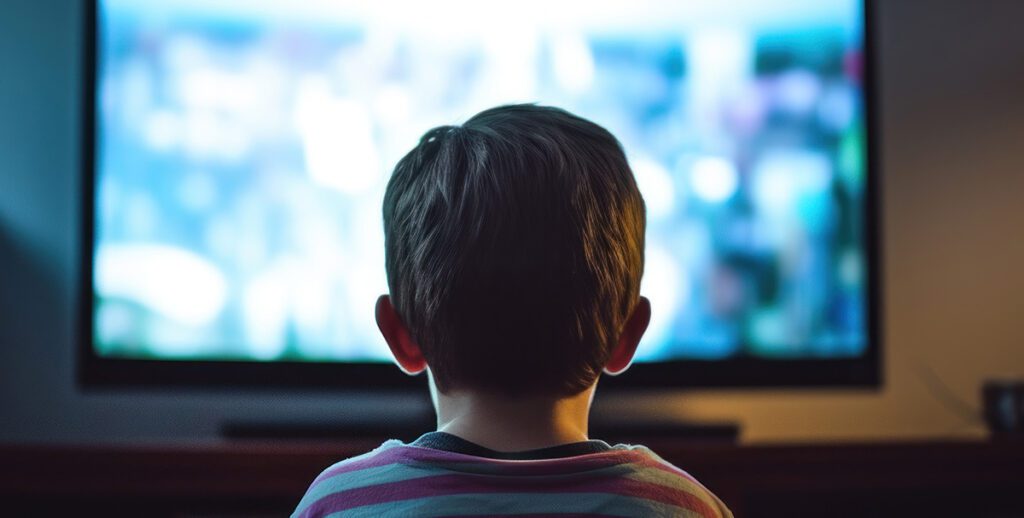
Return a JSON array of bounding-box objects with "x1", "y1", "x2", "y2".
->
[
  {"x1": 2, "y1": 0, "x2": 1023, "y2": 443},
  {"x1": 0, "y1": 1, "x2": 429, "y2": 444}
]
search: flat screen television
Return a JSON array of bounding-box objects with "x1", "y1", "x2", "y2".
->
[{"x1": 80, "y1": 0, "x2": 881, "y2": 390}]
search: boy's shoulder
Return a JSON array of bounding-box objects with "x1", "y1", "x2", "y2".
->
[
  {"x1": 603, "y1": 442, "x2": 734, "y2": 517},
  {"x1": 291, "y1": 440, "x2": 410, "y2": 517},
  {"x1": 293, "y1": 439, "x2": 732, "y2": 518}
]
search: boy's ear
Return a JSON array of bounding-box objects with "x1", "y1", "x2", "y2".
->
[
  {"x1": 375, "y1": 295, "x2": 427, "y2": 376},
  {"x1": 604, "y1": 296, "x2": 651, "y2": 376}
]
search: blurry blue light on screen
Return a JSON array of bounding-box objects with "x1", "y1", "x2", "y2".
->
[
  {"x1": 632, "y1": 157, "x2": 678, "y2": 219},
  {"x1": 690, "y1": 157, "x2": 740, "y2": 203},
  {"x1": 96, "y1": 244, "x2": 227, "y2": 327}
]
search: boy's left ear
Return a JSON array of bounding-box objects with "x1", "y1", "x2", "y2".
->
[
  {"x1": 604, "y1": 296, "x2": 651, "y2": 376},
  {"x1": 375, "y1": 295, "x2": 428, "y2": 375}
]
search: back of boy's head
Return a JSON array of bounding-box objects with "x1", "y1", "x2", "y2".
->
[{"x1": 383, "y1": 104, "x2": 646, "y2": 397}]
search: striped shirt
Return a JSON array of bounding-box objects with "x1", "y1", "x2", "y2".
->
[{"x1": 293, "y1": 432, "x2": 732, "y2": 517}]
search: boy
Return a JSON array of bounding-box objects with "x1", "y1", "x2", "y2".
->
[{"x1": 293, "y1": 104, "x2": 732, "y2": 517}]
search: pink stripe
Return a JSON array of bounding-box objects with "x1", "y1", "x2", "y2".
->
[
  {"x1": 313, "y1": 445, "x2": 703, "y2": 489},
  {"x1": 309, "y1": 447, "x2": 410, "y2": 488},
  {"x1": 399, "y1": 445, "x2": 647, "y2": 475},
  {"x1": 314, "y1": 446, "x2": 642, "y2": 484},
  {"x1": 305, "y1": 470, "x2": 718, "y2": 516}
]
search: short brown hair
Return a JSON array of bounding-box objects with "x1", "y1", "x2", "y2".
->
[{"x1": 383, "y1": 104, "x2": 645, "y2": 396}]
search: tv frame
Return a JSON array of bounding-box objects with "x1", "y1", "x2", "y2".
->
[{"x1": 78, "y1": 0, "x2": 882, "y2": 391}]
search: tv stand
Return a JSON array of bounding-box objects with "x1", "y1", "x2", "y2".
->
[
  {"x1": 590, "y1": 419, "x2": 739, "y2": 444},
  {"x1": 222, "y1": 414, "x2": 436, "y2": 442},
  {"x1": 221, "y1": 416, "x2": 739, "y2": 444}
]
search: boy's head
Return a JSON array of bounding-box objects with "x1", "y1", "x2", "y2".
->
[{"x1": 378, "y1": 104, "x2": 648, "y2": 397}]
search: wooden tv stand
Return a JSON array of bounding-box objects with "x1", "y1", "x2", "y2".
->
[{"x1": 2, "y1": 439, "x2": 1022, "y2": 517}]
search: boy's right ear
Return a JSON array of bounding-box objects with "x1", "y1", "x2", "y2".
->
[{"x1": 375, "y1": 295, "x2": 428, "y2": 376}]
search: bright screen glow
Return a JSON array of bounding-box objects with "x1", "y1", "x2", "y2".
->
[{"x1": 93, "y1": 0, "x2": 868, "y2": 362}]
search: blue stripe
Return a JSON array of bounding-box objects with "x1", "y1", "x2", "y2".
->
[{"x1": 293, "y1": 462, "x2": 440, "y2": 517}]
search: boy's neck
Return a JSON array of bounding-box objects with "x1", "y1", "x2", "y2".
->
[{"x1": 431, "y1": 383, "x2": 597, "y2": 452}]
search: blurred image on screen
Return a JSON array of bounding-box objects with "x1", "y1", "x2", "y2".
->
[{"x1": 93, "y1": 0, "x2": 867, "y2": 363}]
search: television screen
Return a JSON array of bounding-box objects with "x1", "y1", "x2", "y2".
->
[{"x1": 90, "y1": 0, "x2": 870, "y2": 369}]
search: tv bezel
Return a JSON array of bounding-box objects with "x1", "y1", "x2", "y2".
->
[{"x1": 78, "y1": 0, "x2": 882, "y2": 391}]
